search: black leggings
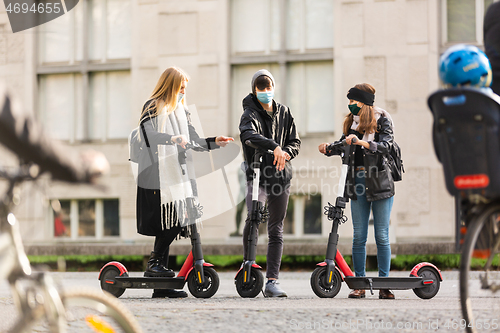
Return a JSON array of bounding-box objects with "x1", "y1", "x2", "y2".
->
[{"x1": 153, "y1": 226, "x2": 182, "y2": 268}]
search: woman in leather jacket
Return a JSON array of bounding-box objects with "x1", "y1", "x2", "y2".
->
[{"x1": 318, "y1": 83, "x2": 396, "y2": 299}]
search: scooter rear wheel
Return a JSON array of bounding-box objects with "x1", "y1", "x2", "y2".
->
[
  {"x1": 187, "y1": 266, "x2": 220, "y2": 298},
  {"x1": 100, "y1": 266, "x2": 127, "y2": 298},
  {"x1": 235, "y1": 269, "x2": 264, "y2": 298},
  {"x1": 412, "y1": 267, "x2": 440, "y2": 299},
  {"x1": 310, "y1": 266, "x2": 342, "y2": 298}
]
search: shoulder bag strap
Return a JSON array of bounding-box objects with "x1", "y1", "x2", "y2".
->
[{"x1": 140, "y1": 109, "x2": 155, "y2": 164}]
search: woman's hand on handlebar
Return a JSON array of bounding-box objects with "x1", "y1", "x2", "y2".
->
[
  {"x1": 318, "y1": 142, "x2": 328, "y2": 154},
  {"x1": 172, "y1": 135, "x2": 188, "y2": 149},
  {"x1": 273, "y1": 146, "x2": 290, "y2": 171},
  {"x1": 345, "y1": 134, "x2": 359, "y2": 145},
  {"x1": 215, "y1": 136, "x2": 235, "y2": 147}
]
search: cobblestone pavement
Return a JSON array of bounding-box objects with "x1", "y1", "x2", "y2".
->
[{"x1": 0, "y1": 270, "x2": 499, "y2": 332}]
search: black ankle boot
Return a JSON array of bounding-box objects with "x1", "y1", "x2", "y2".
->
[
  {"x1": 144, "y1": 252, "x2": 175, "y2": 277},
  {"x1": 152, "y1": 289, "x2": 188, "y2": 298}
]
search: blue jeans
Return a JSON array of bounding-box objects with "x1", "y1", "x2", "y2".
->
[{"x1": 351, "y1": 170, "x2": 394, "y2": 277}]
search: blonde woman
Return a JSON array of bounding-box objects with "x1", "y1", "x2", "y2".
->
[
  {"x1": 318, "y1": 83, "x2": 395, "y2": 299},
  {"x1": 136, "y1": 67, "x2": 233, "y2": 298}
]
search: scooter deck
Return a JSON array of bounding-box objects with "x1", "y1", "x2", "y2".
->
[
  {"x1": 115, "y1": 276, "x2": 185, "y2": 290},
  {"x1": 344, "y1": 276, "x2": 431, "y2": 290}
]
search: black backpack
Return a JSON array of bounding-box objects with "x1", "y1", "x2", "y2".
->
[
  {"x1": 376, "y1": 117, "x2": 404, "y2": 182},
  {"x1": 387, "y1": 140, "x2": 404, "y2": 182}
]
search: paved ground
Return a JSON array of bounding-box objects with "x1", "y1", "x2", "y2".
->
[{"x1": 0, "y1": 270, "x2": 499, "y2": 332}]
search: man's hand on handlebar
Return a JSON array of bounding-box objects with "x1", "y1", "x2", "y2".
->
[
  {"x1": 318, "y1": 143, "x2": 328, "y2": 154},
  {"x1": 215, "y1": 136, "x2": 235, "y2": 147},
  {"x1": 172, "y1": 135, "x2": 188, "y2": 149},
  {"x1": 273, "y1": 146, "x2": 290, "y2": 172}
]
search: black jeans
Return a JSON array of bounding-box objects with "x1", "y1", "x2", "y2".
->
[
  {"x1": 153, "y1": 226, "x2": 182, "y2": 268},
  {"x1": 242, "y1": 181, "x2": 290, "y2": 279}
]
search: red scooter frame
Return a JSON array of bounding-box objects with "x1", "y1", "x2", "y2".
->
[{"x1": 99, "y1": 249, "x2": 219, "y2": 299}]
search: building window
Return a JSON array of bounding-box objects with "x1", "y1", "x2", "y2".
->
[
  {"x1": 443, "y1": 0, "x2": 496, "y2": 45},
  {"x1": 230, "y1": 0, "x2": 334, "y2": 136},
  {"x1": 286, "y1": 61, "x2": 334, "y2": 134},
  {"x1": 283, "y1": 197, "x2": 295, "y2": 234},
  {"x1": 283, "y1": 194, "x2": 323, "y2": 237},
  {"x1": 51, "y1": 199, "x2": 120, "y2": 239},
  {"x1": 38, "y1": 73, "x2": 84, "y2": 141},
  {"x1": 303, "y1": 194, "x2": 322, "y2": 234},
  {"x1": 37, "y1": 0, "x2": 132, "y2": 142},
  {"x1": 53, "y1": 200, "x2": 71, "y2": 237}
]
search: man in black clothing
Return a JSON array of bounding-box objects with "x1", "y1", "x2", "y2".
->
[
  {"x1": 239, "y1": 69, "x2": 301, "y2": 297},
  {"x1": 484, "y1": 1, "x2": 500, "y2": 95}
]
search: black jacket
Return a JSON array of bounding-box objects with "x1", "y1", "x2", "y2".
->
[
  {"x1": 327, "y1": 116, "x2": 395, "y2": 202},
  {"x1": 239, "y1": 94, "x2": 301, "y2": 187},
  {"x1": 484, "y1": 2, "x2": 500, "y2": 95}
]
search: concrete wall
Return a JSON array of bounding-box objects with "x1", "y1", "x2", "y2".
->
[{"x1": 0, "y1": 0, "x2": 459, "y2": 247}]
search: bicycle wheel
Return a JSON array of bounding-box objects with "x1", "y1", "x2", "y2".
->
[
  {"x1": 25, "y1": 288, "x2": 142, "y2": 333},
  {"x1": 460, "y1": 204, "x2": 500, "y2": 333}
]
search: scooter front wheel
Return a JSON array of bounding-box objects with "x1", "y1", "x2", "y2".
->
[
  {"x1": 310, "y1": 266, "x2": 342, "y2": 298},
  {"x1": 100, "y1": 266, "x2": 127, "y2": 298},
  {"x1": 187, "y1": 266, "x2": 220, "y2": 298},
  {"x1": 235, "y1": 269, "x2": 264, "y2": 298}
]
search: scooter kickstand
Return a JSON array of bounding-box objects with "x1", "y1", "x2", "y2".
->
[{"x1": 367, "y1": 278, "x2": 374, "y2": 295}]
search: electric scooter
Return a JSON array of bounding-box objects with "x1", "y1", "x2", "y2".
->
[
  {"x1": 311, "y1": 138, "x2": 442, "y2": 299},
  {"x1": 99, "y1": 141, "x2": 220, "y2": 298},
  {"x1": 234, "y1": 140, "x2": 271, "y2": 298}
]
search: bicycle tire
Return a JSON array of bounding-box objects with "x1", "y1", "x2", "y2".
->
[
  {"x1": 460, "y1": 204, "x2": 500, "y2": 333},
  {"x1": 14, "y1": 287, "x2": 143, "y2": 333}
]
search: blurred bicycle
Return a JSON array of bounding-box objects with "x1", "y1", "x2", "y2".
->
[
  {"x1": 429, "y1": 44, "x2": 500, "y2": 333},
  {"x1": 0, "y1": 87, "x2": 142, "y2": 332}
]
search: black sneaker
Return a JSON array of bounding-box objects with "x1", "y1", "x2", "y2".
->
[
  {"x1": 152, "y1": 289, "x2": 188, "y2": 298},
  {"x1": 264, "y1": 280, "x2": 287, "y2": 297}
]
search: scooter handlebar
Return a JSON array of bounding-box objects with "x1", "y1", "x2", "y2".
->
[
  {"x1": 245, "y1": 140, "x2": 274, "y2": 154},
  {"x1": 330, "y1": 137, "x2": 357, "y2": 149}
]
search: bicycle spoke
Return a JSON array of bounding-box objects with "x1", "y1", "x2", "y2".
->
[{"x1": 460, "y1": 204, "x2": 500, "y2": 333}]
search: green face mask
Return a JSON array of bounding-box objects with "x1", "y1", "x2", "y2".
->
[{"x1": 348, "y1": 103, "x2": 361, "y2": 115}]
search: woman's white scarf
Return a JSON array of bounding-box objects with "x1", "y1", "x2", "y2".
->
[
  {"x1": 157, "y1": 103, "x2": 199, "y2": 232},
  {"x1": 351, "y1": 106, "x2": 394, "y2": 142}
]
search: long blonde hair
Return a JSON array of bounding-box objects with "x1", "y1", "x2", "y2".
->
[
  {"x1": 140, "y1": 67, "x2": 189, "y2": 120},
  {"x1": 342, "y1": 83, "x2": 377, "y2": 136}
]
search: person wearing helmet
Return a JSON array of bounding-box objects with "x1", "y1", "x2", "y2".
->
[
  {"x1": 239, "y1": 69, "x2": 301, "y2": 297},
  {"x1": 484, "y1": 1, "x2": 500, "y2": 95},
  {"x1": 438, "y1": 44, "x2": 495, "y2": 96}
]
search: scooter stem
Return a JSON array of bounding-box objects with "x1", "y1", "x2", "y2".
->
[{"x1": 187, "y1": 197, "x2": 205, "y2": 285}]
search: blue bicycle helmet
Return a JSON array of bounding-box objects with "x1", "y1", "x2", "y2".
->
[{"x1": 439, "y1": 44, "x2": 492, "y2": 87}]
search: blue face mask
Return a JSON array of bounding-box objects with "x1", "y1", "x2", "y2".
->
[
  {"x1": 177, "y1": 93, "x2": 184, "y2": 103},
  {"x1": 256, "y1": 91, "x2": 274, "y2": 104}
]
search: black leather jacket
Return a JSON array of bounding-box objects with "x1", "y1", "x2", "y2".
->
[
  {"x1": 239, "y1": 93, "x2": 301, "y2": 186},
  {"x1": 327, "y1": 116, "x2": 395, "y2": 202}
]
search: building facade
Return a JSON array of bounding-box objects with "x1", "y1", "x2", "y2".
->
[{"x1": 0, "y1": 0, "x2": 496, "y2": 247}]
